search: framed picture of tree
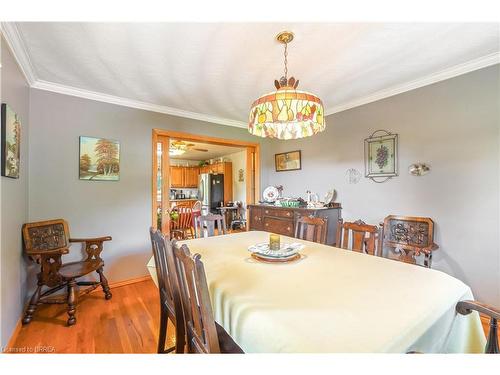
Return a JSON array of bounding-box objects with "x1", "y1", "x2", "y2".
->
[
  {"x1": 1, "y1": 103, "x2": 21, "y2": 179},
  {"x1": 79, "y1": 136, "x2": 120, "y2": 181}
]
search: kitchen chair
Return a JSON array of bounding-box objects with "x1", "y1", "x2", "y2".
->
[
  {"x1": 170, "y1": 206, "x2": 195, "y2": 239},
  {"x1": 295, "y1": 216, "x2": 328, "y2": 244},
  {"x1": 22, "y1": 219, "x2": 112, "y2": 326},
  {"x1": 230, "y1": 202, "x2": 247, "y2": 231},
  {"x1": 172, "y1": 242, "x2": 244, "y2": 353},
  {"x1": 379, "y1": 215, "x2": 439, "y2": 268},
  {"x1": 192, "y1": 200, "x2": 202, "y2": 212},
  {"x1": 336, "y1": 219, "x2": 380, "y2": 256},
  {"x1": 149, "y1": 228, "x2": 185, "y2": 353},
  {"x1": 456, "y1": 300, "x2": 499, "y2": 354},
  {"x1": 173, "y1": 201, "x2": 192, "y2": 208},
  {"x1": 194, "y1": 213, "x2": 227, "y2": 238}
]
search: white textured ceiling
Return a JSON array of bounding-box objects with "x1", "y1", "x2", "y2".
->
[{"x1": 11, "y1": 22, "x2": 500, "y2": 125}]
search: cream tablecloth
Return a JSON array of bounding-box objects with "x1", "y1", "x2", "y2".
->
[{"x1": 147, "y1": 231, "x2": 485, "y2": 353}]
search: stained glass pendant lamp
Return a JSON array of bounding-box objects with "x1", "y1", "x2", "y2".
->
[{"x1": 248, "y1": 31, "x2": 325, "y2": 140}]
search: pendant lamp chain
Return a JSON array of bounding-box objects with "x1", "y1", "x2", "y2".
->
[{"x1": 283, "y1": 42, "x2": 288, "y2": 80}]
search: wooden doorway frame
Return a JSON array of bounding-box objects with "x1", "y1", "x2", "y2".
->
[{"x1": 152, "y1": 129, "x2": 260, "y2": 233}]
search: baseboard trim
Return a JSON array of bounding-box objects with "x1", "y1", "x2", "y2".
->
[
  {"x1": 89, "y1": 274, "x2": 152, "y2": 294},
  {"x1": 107, "y1": 275, "x2": 152, "y2": 290}
]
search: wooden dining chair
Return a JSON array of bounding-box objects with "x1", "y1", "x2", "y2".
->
[
  {"x1": 379, "y1": 215, "x2": 439, "y2": 268},
  {"x1": 172, "y1": 242, "x2": 243, "y2": 354},
  {"x1": 194, "y1": 213, "x2": 227, "y2": 238},
  {"x1": 149, "y1": 228, "x2": 185, "y2": 354},
  {"x1": 456, "y1": 300, "x2": 499, "y2": 354},
  {"x1": 336, "y1": 219, "x2": 380, "y2": 256},
  {"x1": 171, "y1": 205, "x2": 195, "y2": 239},
  {"x1": 294, "y1": 216, "x2": 328, "y2": 244}
]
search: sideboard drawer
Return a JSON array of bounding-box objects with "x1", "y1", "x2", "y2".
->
[
  {"x1": 262, "y1": 207, "x2": 294, "y2": 219},
  {"x1": 263, "y1": 217, "x2": 294, "y2": 237}
]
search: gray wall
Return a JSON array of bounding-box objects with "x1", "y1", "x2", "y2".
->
[
  {"x1": 28, "y1": 89, "x2": 272, "y2": 284},
  {"x1": 1, "y1": 37, "x2": 30, "y2": 347},
  {"x1": 263, "y1": 65, "x2": 500, "y2": 306}
]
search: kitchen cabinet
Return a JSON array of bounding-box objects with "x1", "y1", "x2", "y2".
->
[
  {"x1": 184, "y1": 167, "x2": 200, "y2": 188},
  {"x1": 247, "y1": 204, "x2": 342, "y2": 246},
  {"x1": 200, "y1": 162, "x2": 229, "y2": 175},
  {"x1": 170, "y1": 166, "x2": 185, "y2": 188},
  {"x1": 169, "y1": 166, "x2": 200, "y2": 188},
  {"x1": 215, "y1": 163, "x2": 224, "y2": 174}
]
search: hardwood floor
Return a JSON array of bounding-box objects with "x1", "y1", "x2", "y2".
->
[
  {"x1": 6, "y1": 278, "x2": 498, "y2": 353},
  {"x1": 8, "y1": 278, "x2": 169, "y2": 354}
]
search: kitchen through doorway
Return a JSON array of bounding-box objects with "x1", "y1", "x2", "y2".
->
[{"x1": 152, "y1": 130, "x2": 260, "y2": 235}]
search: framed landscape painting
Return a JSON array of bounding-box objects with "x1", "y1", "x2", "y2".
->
[
  {"x1": 275, "y1": 150, "x2": 301, "y2": 172},
  {"x1": 364, "y1": 133, "x2": 398, "y2": 178},
  {"x1": 1, "y1": 103, "x2": 21, "y2": 179},
  {"x1": 79, "y1": 136, "x2": 120, "y2": 181}
]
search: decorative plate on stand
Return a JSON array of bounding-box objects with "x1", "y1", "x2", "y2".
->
[
  {"x1": 248, "y1": 242, "x2": 304, "y2": 263},
  {"x1": 262, "y1": 186, "x2": 280, "y2": 202},
  {"x1": 324, "y1": 189, "x2": 336, "y2": 205},
  {"x1": 251, "y1": 253, "x2": 302, "y2": 263}
]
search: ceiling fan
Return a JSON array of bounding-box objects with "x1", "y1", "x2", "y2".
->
[{"x1": 170, "y1": 140, "x2": 208, "y2": 156}]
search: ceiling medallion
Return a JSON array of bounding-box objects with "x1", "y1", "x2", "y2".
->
[{"x1": 248, "y1": 31, "x2": 325, "y2": 140}]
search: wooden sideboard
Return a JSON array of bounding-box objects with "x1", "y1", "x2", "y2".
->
[{"x1": 248, "y1": 204, "x2": 342, "y2": 246}]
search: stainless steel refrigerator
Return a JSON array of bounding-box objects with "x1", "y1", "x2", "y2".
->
[{"x1": 199, "y1": 173, "x2": 224, "y2": 214}]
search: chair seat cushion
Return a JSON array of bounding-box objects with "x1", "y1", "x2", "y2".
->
[
  {"x1": 215, "y1": 322, "x2": 244, "y2": 353},
  {"x1": 59, "y1": 259, "x2": 104, "y2": 279}
]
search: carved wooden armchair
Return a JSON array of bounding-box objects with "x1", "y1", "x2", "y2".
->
[
  {"x1": 456, "y1": 300, "x2": 499, "y2": 354},
  {"x1": 409, "y1": 301, "x2": 499, "y2": 354},
  {"x1": 22, "y1": 219, "x2": 112, "y2": 326},
  {"x1": 379, "y1": 215, "x2": 439, "y2": 268}
]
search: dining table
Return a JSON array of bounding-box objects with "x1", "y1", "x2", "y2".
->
[{"x1": 146, "y1": 231, "x2": 486, "y2": 353}]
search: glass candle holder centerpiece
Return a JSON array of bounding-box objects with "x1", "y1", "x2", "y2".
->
[{"x1": 269, "y1": 233, "x2": 280, "y2": 251}]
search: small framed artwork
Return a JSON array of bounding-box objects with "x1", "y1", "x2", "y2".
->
[
  {"x1": 364, "y1": 130, "x2": 398, "y2": 179},
  {"x1": 1, "y1": 103, "x2": 21, "y2": 179},
  {"x1": 275, "y1": 150, "x2": 301, "y2": 172},
  {"x1": 79, "y1": 136, "x2": 120, "y2": 181}
]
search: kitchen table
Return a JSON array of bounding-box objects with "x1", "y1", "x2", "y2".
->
[{"x1": 147, "y1": 231, "x2": 485, "y2": 353}]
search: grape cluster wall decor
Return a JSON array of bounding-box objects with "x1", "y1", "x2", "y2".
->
[{"x1": 364, "y1": 130, "x2": 398, "y2": 183}]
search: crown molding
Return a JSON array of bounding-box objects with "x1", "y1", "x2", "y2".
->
[
  {"x1": 0, "y1": 22, "x2": 37, "y2": 85},
  {"x1": 326, "y1": 52, "x2": 500, "y2": 115},
  {"x1": 31, "y1": 80, "x2": 248, "y2": 128}
]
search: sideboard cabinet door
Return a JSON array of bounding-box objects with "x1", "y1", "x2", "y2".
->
[{"x1": 249, "y1": 206, "x2": 263, "y2": 230}]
